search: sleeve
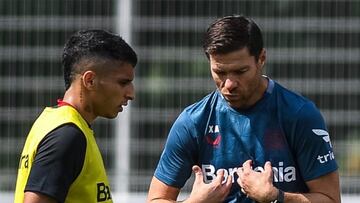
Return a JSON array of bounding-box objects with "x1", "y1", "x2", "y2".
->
[
  {"x1": 292, "y1": 102, "x2": 338, "y2": 181},
  {"x1": 25, "y1": 124, "x2": 86, "y2": 203},
  {"x1": 154, "y1": 111, "x2": 199, "y2": 188}
]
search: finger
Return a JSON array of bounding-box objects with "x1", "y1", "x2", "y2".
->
[
  {"x1": 225, "y1": 171, "x2": 232, "y2": 187},
  {"x1": 264, "y1": 161, "x2": 274, "y2": 180},
  {"x1": 214, "y1": 168, "x2": 225, "y2": 185},
  {"x1": 223, "y1": 174, "x2": 233, "y2": 196},
  {"x1": 241, "y1": 187, "x2": 247, "y2": 195},
  {"x1": 192, "y1": 165, "x2": 204, "y2": 185},
  {"x1": 236, "y1": 167, "x2": 243, "y2": 177},
  {"x1": 242, "y1": 160, "x2": 253, "y2": 171},
  {"x1": 236, "y1": 168, "x2": 244, "y2": 187},
  {"x1": 237, "y1": 179, "x2": 244, "y2": 188},
  {"x1": 264, "y1": 161, "x2": 272, "y2": 173},
  {"x1": 236, "y1": 167, "x2": 243, "y2": 178},
  {"x1": 264, "y1": 161, "x2": 272, "y2": 172}
]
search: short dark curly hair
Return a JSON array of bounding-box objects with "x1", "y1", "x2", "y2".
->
[{"x1": 62, "y1": 29, "x2": 137, "y2": 90}]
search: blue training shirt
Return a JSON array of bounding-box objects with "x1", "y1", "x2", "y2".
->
[{"x1": 154, "y1": 78, "x2": 338, "y2": 203}]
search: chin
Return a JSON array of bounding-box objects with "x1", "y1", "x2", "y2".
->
[
  {"x1": 111, "y1": 113, "x2": 119, "y2": 118},
  {"x1": 103, "y1": 113, "x2": 118, "y2": 119},
  {"x1": 227, "y1": 101, "x2": 243, "y2": 109}
]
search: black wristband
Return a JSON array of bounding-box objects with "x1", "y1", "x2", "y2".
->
[
  {"x1": 271, "y1": 189, "x2": 284, "y2": 203},
  {"x1": 277, "y1": 189, "x2": 284, "y2": 202}
]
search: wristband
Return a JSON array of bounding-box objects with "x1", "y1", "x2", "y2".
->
[{"x1": 271, "y1": 189, "x2": 284, "y2": 203}]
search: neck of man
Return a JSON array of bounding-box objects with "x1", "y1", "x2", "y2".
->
[
  {"x1": 250, "y1": 76, "x2": 269, "y2": 106},
  {"x1": 62, "y1": 85, "x2": 95, "y2": 124}
]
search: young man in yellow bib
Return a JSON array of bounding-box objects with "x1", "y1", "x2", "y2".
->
[{"x1": 14, "y1": 30, "x2": 137, "y2": 203}]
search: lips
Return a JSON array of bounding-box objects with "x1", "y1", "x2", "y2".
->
[
  {"x1": 118, "y1": 102, "x2": 128, "y2": 112},
  {"x1": 223, "y1": 94, "x2": 239, "y2": 101}
]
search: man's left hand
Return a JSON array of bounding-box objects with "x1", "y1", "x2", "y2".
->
[{"x1": 236, "y1": 160, "x2": 278, "y2": 203}]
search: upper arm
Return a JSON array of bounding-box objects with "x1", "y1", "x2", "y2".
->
[
  {"x1": 291, "y1": 102, "x2": 338, "y2": 181},
  {"x1": 154, "y1": 112, "x2": 198, "y2": 188},
  {"x1": 305, "y1": 170, "x2": 341, "y2": 203},
  {"x1": 147, "y1": 176, "x2": 180, "y2": 203},
  {"x1": 24, "y1": 191, "x2": 57, "y2": 203},
  {"x1": 25, "y1": 124, "x2": 86, "y2": 202}
]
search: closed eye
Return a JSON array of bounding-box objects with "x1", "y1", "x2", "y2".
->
[
  {"x1": 234, "y1": 68, "x2": 248, "y2": 75},
  {"x1": 213, "y1": 69, "x2": 226, "y2": 75},
  {"x1": 118, "y1": 79, "x2": 132, "y2": 86}
]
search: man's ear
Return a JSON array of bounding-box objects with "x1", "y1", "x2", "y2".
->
[
  {"x1": 258, "y1": 48, "x2": 266, "y2": 67},
  {"x1": 81, "y1": 70, "x2": 97, "y2": 90}
]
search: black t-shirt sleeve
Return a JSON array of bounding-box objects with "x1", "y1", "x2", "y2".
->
[{"x1": 25, "y1": 123, "x2": 86, "y2": 203}]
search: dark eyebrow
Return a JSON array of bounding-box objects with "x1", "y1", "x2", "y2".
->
[
  {"x1": 118, "y1": 78, "x2": 133, "y2": 83},
  {"x1": 237, "y1": 65, "x2": 251, "y2": 70},
  {"x1": 212, "y1": 67, "x2": 224, "y2": 71},
  {"x1": 213, "y1": 65, "x2": 250, "y2": 71}
]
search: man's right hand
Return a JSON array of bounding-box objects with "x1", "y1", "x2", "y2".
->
[{"x1": 147, "y1": 165, "x2": 232, "y2": 203}]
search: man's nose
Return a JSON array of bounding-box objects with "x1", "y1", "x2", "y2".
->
[
  {"x1": 224, "y1": 78, "x2": 238, "y2": 91},
  {"x1": 126, "y1": 84, "x2": 135, "y2": 100}
]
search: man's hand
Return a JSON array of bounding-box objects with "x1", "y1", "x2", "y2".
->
[
  {"x1": 236, "y1": 160, "x2": 278, "y2": 203},
  {"x1": 187, "y1": 165, "x2": 232, "y2": 203}
]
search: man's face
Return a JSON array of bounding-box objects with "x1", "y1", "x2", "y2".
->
[
  {"x1": 209, "y1": 48, "x2": 266, "y2": 109},
  {"x1": 90, "y1": 60, "x2": 135, "y2": 119}
]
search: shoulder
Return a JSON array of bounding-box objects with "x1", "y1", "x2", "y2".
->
[
  {"x1": 35, "y1": 123, "x2": 87, "y2": 165},
  {"x1": 273, "y1": 81, "x2": 319, "y2": 116},
  {"x1": 182, "y1": 91, "x2": 219, "y2": 122},
  {"x1": 40, "y1": 123, "x2": 86, "y2": 150},
  {"x1": 169, "y1": 91, "x2": 219, "y2": 139},
  {"x1": 26, "y1": 123, "x2": 87, "y2": 202}
]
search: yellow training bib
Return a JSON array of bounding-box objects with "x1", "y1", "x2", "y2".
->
[{"x1": 14, "y1": 105, "x2": 113, "y2": 203}]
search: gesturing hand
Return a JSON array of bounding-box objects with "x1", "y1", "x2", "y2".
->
[
  {"x1": 187, "y1": 165, "x2": 232, "y2": 203},
  {"x1": 236, "y1": 160, "x2": 278, "y2": 203}
]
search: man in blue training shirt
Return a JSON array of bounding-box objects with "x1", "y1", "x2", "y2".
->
[{"x1": 147, "y1": 15, "x2": 340, "y2": 203}]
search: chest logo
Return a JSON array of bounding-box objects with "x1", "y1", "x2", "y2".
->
[
  {"x1": 206, "y1": 135, "x2": 221, "y2": 146},
  {"x1": 97, "y1": 182, "x2": 112, "y2": 202},
  {"x1": 206, "y1": 125, "x2": 221, "y2": 146},
  {"x1": 208, "y1": 125, "x2": 219, "y2": 133},
  {"x1": 202, "y1": 162, "x2": 296, "y2": 184}
]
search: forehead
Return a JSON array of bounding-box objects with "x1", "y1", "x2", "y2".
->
[
  {"x1": 104, "y1": 61, "x2": 134, "y2": 79},
  {"x1": 91, "y1": 59, "x2": 134, "y2": 77},
  {"x1": 209, "y1": 48, "x2": 255, "y2": 67}
]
